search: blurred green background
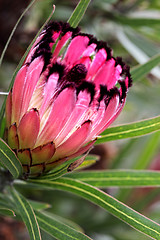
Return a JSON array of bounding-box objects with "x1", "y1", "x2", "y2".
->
[{"x1": 0, "y1": 0, "x2": 160, "y2": 239}]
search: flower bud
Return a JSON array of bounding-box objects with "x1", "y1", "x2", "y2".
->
[{"x1": 5, "y1": 21, "x2": 132, "y2": 177}]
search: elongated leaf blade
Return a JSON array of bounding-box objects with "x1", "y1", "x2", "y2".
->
[
  {"x1": 36, "y1": 210, "x2": 92, "y2": 240},
  {"x1": 96, "y1": 116, "x2": 160, "y2": 144},
  {"x1": 10, "y1": 187, "x2": 41, "y2": 240},
  {"x1": 0, "y1": 138, "x2": 22, "y2": 178},
  {"x1": 45, "y1": 212, "x2": 83, "y2": 232},
  {"x1": 76, "y1": 159, "x2": 97, "y2": 170},
  {"x1": 40, "y1": 154, "x2": 99, "y2": 180},
  {"x1": 0, "y1": 207, "x2": 16, "y2": 217},
  {"x1": 67, "y1": 170, "x2": 160, "y2": 187},
  {"x1": 131, "y1": 53, "x2": 160, "y2": 81},
  {"x1": 29, "y1": 200, "x2": 51, "y2": 211},
  {"x1": 68, "y1": 0, "x2": 91, "y2": 28},
  {"x1": 28, "y1": 178, "x2": 160, "y2": 240}
]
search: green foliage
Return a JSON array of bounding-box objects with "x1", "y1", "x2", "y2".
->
[
  {"x1": 0, "y1": 138, "x2": 22, "y2": 178},
  {"x1": 0, "y1": 207, "x2": 16, "y2": 217},
  {"x1": 35, "y1": 210, "x2": 92, "y2": 240},
  {"x1": 131, "y1": 53, "x2": 160, "y2": 82},
  {"x1": 10, "y1": 187, "x2": 42, "y2": 240},
  {"x1": 68, "y1": 0, "x2": 91, "y2": 27},
  {"x1": 96, "y1": 116, "x2": 160, "y2": 144},
  {"x1": 0, "y1": 0, "x2": 160, "y2": 240},
  {"x1": 67, "y1": 170, "x2": 160, "y2": 187},
  {"x1": 25, "y1": 177, "x2": 160, "y2": 239}
]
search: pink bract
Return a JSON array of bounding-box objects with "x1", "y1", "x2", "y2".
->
[{"x1": 6, "y1": 21, "x2": 132, "y2": 177}]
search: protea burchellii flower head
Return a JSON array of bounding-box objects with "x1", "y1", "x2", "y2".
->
[{"x1": 5, "y1": 21, "x2": 132, "y2": 177}]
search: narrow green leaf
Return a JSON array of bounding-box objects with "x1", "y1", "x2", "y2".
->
[
  {"x1": 67, "y1": 170, "x2": 160, "y2": 188},
  {"x1": 84, "y1": 154, "x2": 100, "y2": 161},
  {"x1": 45, "y1": 212, "x2": 83, "y2": 233},
  {"x1": 10, "y1": 187, "x2": 41, "y2": 240},
  {"x1": 131, "y1": 53, "x2": 160, "y2": 81},
  {"x1": 29, "y1": 178, "x2": 160, "y2": 240},
  {"x1": 0, "y1": 138, "x2": 22, "y2": 178},
  {"x1": 96, "y1": 116, "x2": 160, "y2": 144},
  {"x1": 0, "y1": 207, "x2": 16, "y2": 217},
  {"x1": 29, "y1": 200, "x2": 51, "y2": 211},
  {"x1": 0, "y1": 0, "x2": 36, "y2": 67},
  {"x1": 36, "y1": 210, "x2": 92, "y2": 240},
  {"x1": 39, "y1": 165, "x2": 69, "y2": 180},
  {"x1": 0, "y1": 117, "x2": 6, "y2": 139},
  {"x1": 67, "y1": 154, "x2": 99, "y2": 171},
  {"x1": 39, "y1": 154, "x2": 93, "y2": 180},
  {"x1": 68, "y1": 0, "x2": 91, "y2": 28},
  {"x1": 76, "y1": 159, "x2": 97, "y2": 170}
]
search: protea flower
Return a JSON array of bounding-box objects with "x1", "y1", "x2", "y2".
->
[{"x1": 5, "y1": 21, "x2": 132, "y2": 177}]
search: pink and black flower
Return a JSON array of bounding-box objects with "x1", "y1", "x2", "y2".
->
[{"x1": 6, "y1": 21, "x2": 132, "y2": 176}]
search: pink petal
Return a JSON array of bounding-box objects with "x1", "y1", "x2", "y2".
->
[
  {"x1": 11, "y1": 64, "x2": 28, "y2": 124},
  {"x1": 5, "y1": 91, "x2": 12, "y2": 127},
  {"x1": 20, "y1": 57, "x2": 44, "y2": 119},
  {"x1": 99, "y1": 99, "x2": 126, "y2": 134},
  {"x1": 73, "y1": 43, "x2": 97, "y2": 69},
  {"x1": 87, "y1": 94, "x2": 120, "y2": 140},
  {"x1": 89, "y1": 100, "x2": 106, "y2": 130},
  {"x1": 28, "y1": 74, "x2": 45, "y2": 111},
  {"x1": 94, "y1": 59, "x2": 122, "y2": 90},
  {"x1": 75, "y1": 56, "x2": 92, "y2": 69},
  {"x1": 125, "y1": 76, "x2": 130, "y2": 88},
  {"x1": 115, "y1": 64, "x2": 122, "y2": 82},
  {"x1": 25, "y1": 33, "x2": 45, "y2": 63},
  {"x1": 93, "y1": 58, "x2": 115, "y2": 89},
  {"x1": 36, "y1": 87, "x2": 76, "y2": 146},
  {"x1": 17, "y1": 108, "x2": 40, "y2": 149},
  {"x1": 53, "y1": 31, "x2": 72, "y2": 59},
  {"x1": 86, "y1": 48, "x2": 107, "y2": 81},
  {"x1": 55, "y1": 90, "x2": 91, "y2": 146},
  {"x1": 39, "y1": 72, "x2": 59, "y2": 118},
  {"x1": 52, "y1": 31, "x2": 62, "y2": 42},
  {"x1": 64, "y1": 139, "x2": 96, "y2": 162},
  {"x1": 50, "y1": 120, "x2": 92, "y2": 161},
  {"x1": 44, "y1": 139, "x2": 95, "y2": 170},
  {"x1": 82, "y1": 99, "x2": 99, "y2": 123},
  {"x1": 64, "y1": 35, "x2": 90, "y2": 67},
  {"x1": 82, "y1": 43, "x2": 97, "y2": 57},
  {"x1": 25, "y1": 27, "x2": 62, "y2": 64}
]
